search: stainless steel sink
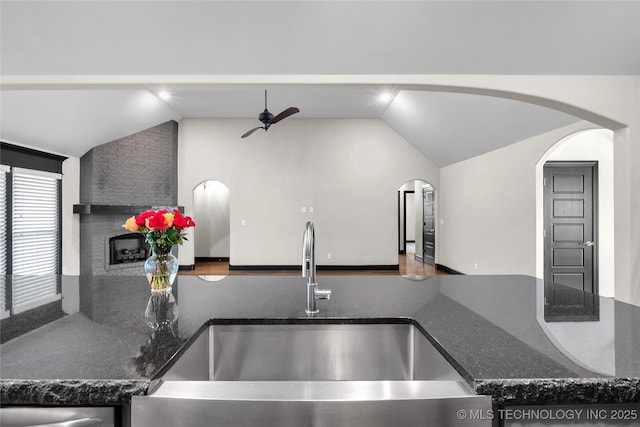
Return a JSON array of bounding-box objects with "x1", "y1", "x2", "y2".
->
[
  {"x1": 132, "y1": 320, "x2": 492, "y2": 427},
  {"x1": 161, "y1": 322, "x2": 464, "y2": 382}
]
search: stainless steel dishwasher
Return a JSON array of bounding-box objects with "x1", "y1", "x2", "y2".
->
[{"x1": 0, "y1": 406, "x2": 115, "y2": 427}]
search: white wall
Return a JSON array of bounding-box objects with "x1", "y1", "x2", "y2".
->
[
  {"x1": 535, "y1": 129, "x2": 615, "y2": 297},
  {"x1": 631, "y1": 80, "x2": 640, "y2": 305},
  {"x1": 439, "y1": 121, "x2": 598, "y2": 276},
  {"x1": 405, "y1": 193, "x2": 416, "y2": 242},
  {"x1": 61, "y1": 156, "x2": 80, "y2": 275},
  {"x1": 177, "y1": 118, "x2": 439, "y2": 267},
  {"x1": 193, "y1": 180, "x2": 231, "y2": 258}
]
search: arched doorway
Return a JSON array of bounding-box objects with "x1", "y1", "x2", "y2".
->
[
  {"x1": 193, "y1": 180, "x2": 231, "y2": 265},
  {"x1": 535, "y1": 128, "x2": 614, "y2": 297},
  {"x1": 398, "y1": 179, "x2": 437, "y2": 277}
]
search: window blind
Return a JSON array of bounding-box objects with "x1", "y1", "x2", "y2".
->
[
  {"x1": 11, "y1": 167, "x2": 61, "y2": 313},
  {"x1": 0, "y1": 165, "x2": 8, "y2": 275},
  {"x1": 0, "y1": 165, "x2": 8, "y2": 318}
]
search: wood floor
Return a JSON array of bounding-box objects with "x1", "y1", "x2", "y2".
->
[{"x1": 179, "y1": 254, "x2": 448, "y2": 277}]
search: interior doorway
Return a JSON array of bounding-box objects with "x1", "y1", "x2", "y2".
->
[
  {"x1": 193, "y1": 180, "x2": 231, "y2": 263},
  {"x1": 535, "y1": 128, "x2": 614, "y2": 298},
  {"x1": 401, "y1": 190, "x2": 416, "y2": 254},
  {"x1": 543, "y1": 162, "x2": 599, "y2": 319},
  {"x1": 423, "y1": 186, "x2": 435, "y2": 266},
  {"x1": 397, "y1": 179, "x2": 435, "y2": 276}
]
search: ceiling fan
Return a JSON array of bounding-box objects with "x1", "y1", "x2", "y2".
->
[{"x1": 241, "y1": 90, "x2": 300, "y2": 138}]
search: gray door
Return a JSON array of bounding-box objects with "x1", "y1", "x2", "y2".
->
[
  {"x1": 423, "y1": 187, "x2": 435, "y2": 266},
  {"x1": 543, "y1": 162, "x2": 598, "y2": 320}
]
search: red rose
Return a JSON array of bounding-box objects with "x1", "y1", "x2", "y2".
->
[
  {"x1": 173, "y1": 215, "x2": 187, "y2": 229},
  {"x1": 173, "y1": 214, "x2": 195, "y2": 229},
  {"x1": 135, "y1": 210, "x2": 155, "y2": 226},
  {"x1": 147, "y1": 213, "x2": 168, "y2": 230}
]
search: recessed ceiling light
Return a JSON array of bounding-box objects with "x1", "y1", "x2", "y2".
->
[
  {"x1": 157, "y1": 90, "x2": 171, "y2": 101},
  {"x1": 378, "y1": 92, "x2": 394, "y2": 103}
]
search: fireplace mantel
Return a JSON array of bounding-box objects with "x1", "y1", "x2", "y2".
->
[{"x1": 73, "y1": 205, "x2": 184, "y2": 215}]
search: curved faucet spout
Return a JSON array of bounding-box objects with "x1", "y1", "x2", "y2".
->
[
  {"x1": 302, "y1": 221, "x2": 316, "y2": 285},
  {"x1": 302, "y1": 221, "x2": 331, "y2": 315}
]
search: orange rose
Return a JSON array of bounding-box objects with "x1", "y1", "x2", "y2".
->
[
  {"x1": 163, "y1": 212, "x2": 175, "y2": 227},
  {"x1": 123, "y1": 216, "x2": 140, "y2": 232}
]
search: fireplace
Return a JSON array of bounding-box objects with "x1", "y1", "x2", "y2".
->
[
  {"x1": 75, "y1": 120, "x2": 179, "y2": 276},
  {"x1": 109, "y1": 234, "x2": 149, "y2": 266}
]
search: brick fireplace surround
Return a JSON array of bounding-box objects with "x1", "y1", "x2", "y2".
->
[{"x1": 75, "y1": 121, "x2": 179, "y2": 276}]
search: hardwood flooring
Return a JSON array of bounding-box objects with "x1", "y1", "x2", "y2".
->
[{"x1": 179, "y1": 254, "x2": 448, "y2": 277}]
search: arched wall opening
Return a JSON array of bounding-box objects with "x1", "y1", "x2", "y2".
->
[
  {"x1": 398, "y1": 179, "x2": 437, "y2": 277},
  {"x1": 192, "y1": 180, "x2": 231, "y2": 262},
  {"x1": 398, "y1": 179, "x2": 435, "y2": 256},
  {"x1": 162, "y1": 76, "x2": 633, "y2": 304},
  {"x1": 535, "y1": 128, "x2": 615, "y2": 297},
  {"x1": 8, "y1": 74, "x2": 635, "y2": 303}
]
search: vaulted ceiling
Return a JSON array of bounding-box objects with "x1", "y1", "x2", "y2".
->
[{"x1": 1, "y1": 1, "x2": 639, "y2": 165}]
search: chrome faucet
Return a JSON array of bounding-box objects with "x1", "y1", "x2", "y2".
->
[{"x1": 302, "y1": 221, "x2": 331, "y2": 315}]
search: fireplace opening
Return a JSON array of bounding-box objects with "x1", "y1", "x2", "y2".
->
[{"x1": 109, "y1": 234, "x2": 150, "y2": 265}]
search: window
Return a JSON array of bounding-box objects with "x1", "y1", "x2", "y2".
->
[
  {"x1": 11, "y1": 168, "x2": 61, "y2": 275},
  {"x1": 0, "y1": 165, "x2": 8, "y2": 275},
  {"x1": 0, "y1": 143, "x2": 66, "y2": 315},
  {"x1": 11, "y1": 168, "x2": 61, "y2": 313},
  {"x1": 0, "y1": 165, "x2": 8, "y2": 319}
]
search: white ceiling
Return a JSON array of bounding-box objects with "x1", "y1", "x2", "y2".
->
[{"x1": 1, "y1": 1, "x2": 638, "y2": 165}]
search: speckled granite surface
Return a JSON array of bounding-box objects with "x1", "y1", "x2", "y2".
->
[
  {"x1": 0, "y1": 379, "x2": 148, "y2": 405},
  {"x1": 474, "y1": 378, "x2": 640, "y2": 405},
  {"x1": 1, "y1": 274, "x2": 639, "y2": 406}
]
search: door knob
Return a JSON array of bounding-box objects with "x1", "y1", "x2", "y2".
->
[{"x1": 583, "y1": 241, "x2": 595, "y2": 247}]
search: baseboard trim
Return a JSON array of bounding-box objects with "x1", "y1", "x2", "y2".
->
[
  {"x1": 229, "y1": 264, "x2": 298, "y2": 271},
  {"x1": 319, "y1": 264, "x2": 399, "y2": 271},
  {"x1": 229, "y1": 264, "x2": 400, "y2": 271},
  {"x1": 435, "y1": 264, "x2": 464, "y2": 275},
  {"x1": 179, "y1": 264, "x2": 195, "y2": 271},
  {"x1": 195, "y1": 257, "x2": 230, "y2": 262}
]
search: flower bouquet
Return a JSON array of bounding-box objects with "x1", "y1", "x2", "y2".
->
[
  {"x1": 123, "y1": 208, "x2": 195, "y2": 290},
  {"x1": 123, "y1": 209, "x2": 195, "y2": 329}
]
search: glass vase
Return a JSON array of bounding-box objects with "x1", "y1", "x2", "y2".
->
[
  {"x1": 144, "y1": 252, "x2": 179, "y2": 290},
  {"x1": 144, "y1": 286, "x2": 179, "y2": 330},
  {"x1": 143, "y1": 251, "x2": 179, "y2": 329}
]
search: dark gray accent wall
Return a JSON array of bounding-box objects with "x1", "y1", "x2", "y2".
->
[
  {"x1": 80, "y1": 121, "x2": 178, "y2": 205},
  {"x1": 79, "y1": 121, "x2": 179, "y2": 276}
]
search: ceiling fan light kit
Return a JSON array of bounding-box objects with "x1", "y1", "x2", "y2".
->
[{"x1": 241, "y1": 90, "x2": 300, "y2": 138}]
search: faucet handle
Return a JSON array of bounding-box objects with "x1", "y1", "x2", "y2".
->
[{"x1": 315, "y1": 287, "x2": 331, "y2": 300}]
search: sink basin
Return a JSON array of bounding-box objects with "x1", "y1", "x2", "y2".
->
[
  {"x1": 160, "y1": 321, "x2": 464, "y2": 382},
  {"x1": 132, "y1": 320, "x2": 492, "y2": 427}
]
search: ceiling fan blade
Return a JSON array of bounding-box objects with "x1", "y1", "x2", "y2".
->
[
  {"x1": 270, "y1": 107, "x2": 300, "y2": 124},
  {"x1": 241, "y1": 126, "x2": 264, "y2": 138}
]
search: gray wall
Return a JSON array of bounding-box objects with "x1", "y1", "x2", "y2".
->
[
  {"x1": 80, "y1": 121, "x2": 178, "y2": 205},
  {"x1": 79, "y1": 121, "x2": 179, "y2": 275}
]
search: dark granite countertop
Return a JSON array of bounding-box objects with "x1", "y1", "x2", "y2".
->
[{"x1": 1, "y1": 274, "x2": 639, "y2": 406}]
